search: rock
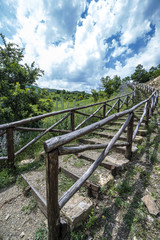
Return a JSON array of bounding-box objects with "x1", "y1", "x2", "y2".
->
[
  {"x1": 62, "y1": 193, "x2": 93, "y2": 229},
  {"x1": 20, "y1": 232, "x2": 25, "y2": 238},
  {"x1": 5, "y1": 214, "x2": 10, "y2": 220},
  {"x1": 133, "y1": 236, "x2": 138, "y2": 240},
  {"x1": 142, "y1": 195, "x2": 159, "y2": 215},
  {"x1": 87, "y1": 236, "x2": 93, "y2": 240},
  {"x1": 44, "y1": 219, "x2": 48, "y2": 227}
]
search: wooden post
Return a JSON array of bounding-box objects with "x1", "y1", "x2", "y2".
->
[
  {"x1": 145, "y1": 102, "x2": 149, "y2": 127},
  {"x1": 71, "y1": 111, "x2": 75, "y2": 131},
  {"x1": 6, "y1": 127, "x2": 15, "y2": 169},
  {"x1": 103, "y1": 104, "x2": 106, "y2": 118},
  {"x1": 117, "y1": 98, "x2": 120, "y2": 112},
  {"x1": 125, "y1": 113, "x2": 134, "y2": 160},
  {"x1": 46, "y1": 149, "x2": 60, "y2": 240},
  {"x1": 126, "y1": 96, "x2": 129, "y2": 107},
  {"x1": 132, "y1": 92, "x2": 135, "y2": 105}
]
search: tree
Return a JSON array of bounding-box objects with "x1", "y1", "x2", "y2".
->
[
  {"x1": 131, "y1": 64, "x2": 149, "y2": 83},
  {"x1": 149, "y1": 65, "x2": 160, "y2": 80},
  {"x1": 101, "y1": 75, "x2": 121, "y2": 97},
  {"x1": 122, "y1": 76, "x2": 131, "y2": 83},
  {"x1": 0, "y1": 34, "x2": 44, "y2": 123},
  {"x1": 91, "y1": 89, "x2": 99, "y2": 102}
]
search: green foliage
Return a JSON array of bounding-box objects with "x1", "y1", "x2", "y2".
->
[
  {"x1": 16, "y1": 176, "x2": 28, "y2": 191},
  {"x1": 71, "y1": 230, "x2": 85, "y2": 240},
  {"x1": 0, "y1": 34, "x2": 45, "y2": 123},
  {"x1": 131, "y1": 64, "x2": 149, "y2": 83},
  {"x1": 91, "y1": 89, "x2": 99, "y2": 102},
  {"x1": 21, "y1": 197, "x2": 37, "y2": 214},
  {"x1": 0, "y1": 168, "x2": 16, "y2": 188},
  {"x1": 101, "y1": 75, "x2": 121, "y2": 97},
  {"x1": 35, "y1": 223, "x2": 48, "y2": 240},
  {"x1": 149, "y1": 64, "x2": 160, "y2": 80},
  {"x1": 85, "y1": 208, "x2": 97, "y2": 229},
  {"x1": 116, "y1": 180, "x2": 133, "y2": 198}
]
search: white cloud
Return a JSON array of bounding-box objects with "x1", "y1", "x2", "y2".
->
[{"x1": 1, "y1": 0, "x2": 160, "y2": 91}]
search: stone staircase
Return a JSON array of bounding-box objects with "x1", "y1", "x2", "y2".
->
[{"x1": 21, "y1": 105, "x2": 149, "y2": 229}]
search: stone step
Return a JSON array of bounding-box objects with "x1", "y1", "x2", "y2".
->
[
  {"x1": 77, "y1": 151, "x2": 129, "y2": 175},
  {"x1": 93, "y1": 131, "x2": 143, "y2": 144},
  {"x1": 109, "y1": 121, "x2": 145, "y2": 127},
  {"x1": 59, "y1": 154, "x2": 113, "y2": 190},
  {"x1": 100, "y1": 127, "x2": 147, "y2": 136},
  {"x1": 62, "y1": 192, "x2": 93, "y2": 229},
  {"x1": 93, "y1": 131, "x2": 127, "y2": 141},
  {"x1": 79, "y1": 138, "x2": 138, "y2": 154}
]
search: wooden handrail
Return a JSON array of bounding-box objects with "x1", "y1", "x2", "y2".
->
[
  {"x1": 58, "y1": 113, "x2": 133, "y2": 209},
  {"x1": 44, "y1": 90, "x2": 156, "y2": 153},
  {"x1": 0, "y1": 91, "x2": 134, "y2": 130}
]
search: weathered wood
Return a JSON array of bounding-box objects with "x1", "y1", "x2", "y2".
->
[
  {"x1": 46, "y1": 149, "x2": 60, "y2": 240},
  {"x1": 58, "y1": 113, "x2": 133, "y2": 209},
  {"x1": 0, "y1": 130, "x2": 6, "y2": 137},
  {"x1": 103, "y1": 104, "x2": 106, "y2": 118},
  {"x1": 105, "y1": 99, "x2": 119, "y2": 117},
  {"x1": 0, "y1": 92, "x2": 132, "y2": 130},
  {"x1": 6, "y1": 128, "x2": 15, "y2": 168},
  {"x1": 77, "y1": 153, "x2": 117, "y2": 175},
  {"x1": 145, "y1": 102, "x2": 150, "y2": 126},
  {"x1": 126, "y1": 96, "x2": 129, "y2": 107},
  {"x1": 120, "y1": 96, "x2": 128, "y2": 109},
  {"x1": 117, "y1": 98, "x2": 120, "y2": 112},
  {"x1": 74, "y1": 110, "x2": 102, "y2": 119},
  {"x1": 105, "y1": 103, "x2": 113, "y2": 108},
  {"x1": 60, "y1": 167, "x2": 100, "y2": 192},
  {"x1": 0, "y1": 156, "x2": 8, "y2": 160},
  {"x1": 125, "y1": 113, "x2": 134, "y2": 160},
  {"x1": 15, "y1": 127, "x2": 71, "y2": 133},
  {"x1": 44, "y1": 93, "x2": 156, "y2": 153},
  {"x1": 134, "y1": 114, "x2": 140, "y2": 121},
  {"x1": 133, "y1": 102, "x2": 147, "y2": 141},
  {"x1": 21, "y1": 173, "x2": 47, "y2": 217},
  {"x1": 15, "y1": 113, "x2": 70, "y2": 157},
  {"x1": 58, "y1": 142, "x2": 129, "y2": 155},
  {"x1": 75, "y1": 104, "x2": 104, "y2": 130},
  {"x1": 71, "y1": 111, "x2": 75, "y2": 131}
]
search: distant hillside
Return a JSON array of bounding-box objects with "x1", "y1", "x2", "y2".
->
[
  {"x1": 148, "y1": 76, "x2": 160, "y2": 90},
  {"x1": 31, "y1": 85, "x2": 89, "y2": 94}
]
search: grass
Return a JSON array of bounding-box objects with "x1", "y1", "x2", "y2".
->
[
  {"x1": 85, "y1": 208, "x2": 97, "y2": 230},
  {"x1": 0, "y1": 168, "x2": 16, "y2": 188},
  {"x1": 21, "y1": 197, "x2": 37, "y2": 214},
  {"x1": 58, "y1": 172, "x2": 75, "y2": 197},
  {"x1": 35, "y1": 223, "x2": 48, "y2": 240},
  {"x1": 73, "y1": 158, "x2": 84, "y2": 168}
]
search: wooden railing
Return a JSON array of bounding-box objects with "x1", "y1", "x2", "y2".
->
[
  {"x1": 0, "y1": 83, "x2": 158, "y2": 240},
  {"x1": 0, "y1": 89, "x2": 135, "y2": 168},
  {"x1": 43, "y1": 84, "x2": 158, "y2": 239}
]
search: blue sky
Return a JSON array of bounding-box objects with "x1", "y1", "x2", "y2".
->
[{"x1": 0, "y1": 0, "x2": 160, "y2": 92}]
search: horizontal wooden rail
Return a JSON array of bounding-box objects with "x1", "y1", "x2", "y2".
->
[
  {"x1": 58, "y1": 142, "x2": 129, "y2": 155},
  {"x1": 0, "y1": 130, "x2": 6, "y2": 137},
  {"x1": 75, "y1": 104, "x2": 104, "y2": 130},
  {"x1": 133, "y1": 102, "x2": 147, "y2": 140},
  {"x1": 15, "y1": 113, "x2": 71, "y2": 157},
  {"x1": 15, "y1": 127, "x2": 71, "y2": 134},
  {"x1": 58, "y1": 113, "x2": 133, "y2": 209},
  {"x1": 105, "y1": 99, "x2": 119, "y2": 117},
  {"x1": 44, "y1": 91, "x2": 156, "y2": 153},
  {"x1": 0, "y1": 92, "x2": 134, "y2": 130}
]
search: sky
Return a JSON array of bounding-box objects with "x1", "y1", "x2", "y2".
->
[{"x1": 0, "y1": 0, "x2": 160, "y2": 92}]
